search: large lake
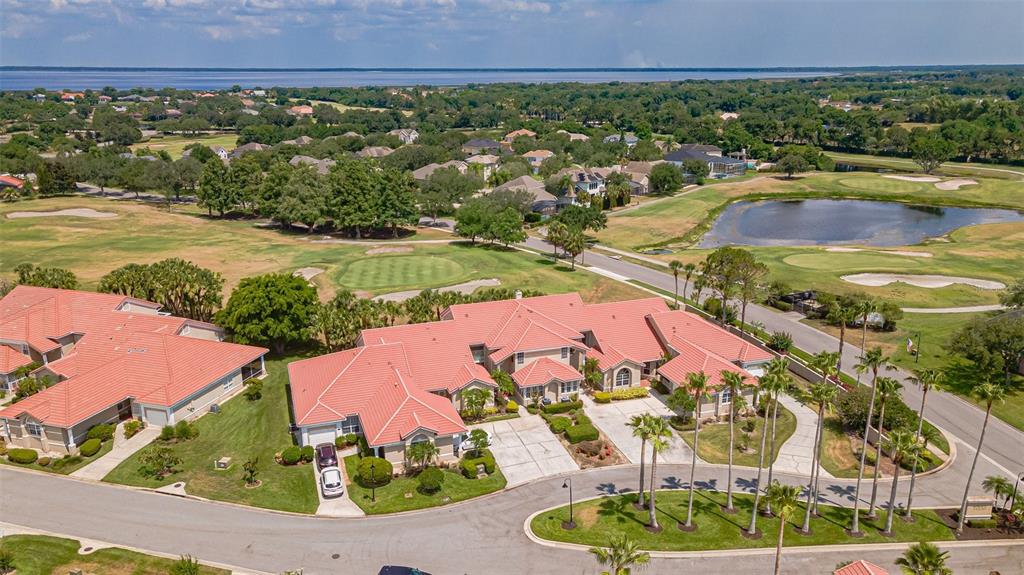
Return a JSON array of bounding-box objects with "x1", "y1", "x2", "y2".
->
[
  {"x1": 699, "y1": 199, "x2": 1024, "y2": 248},
  {"x1": 0, "y1": 67, "x2": 835, "y2": 90}
]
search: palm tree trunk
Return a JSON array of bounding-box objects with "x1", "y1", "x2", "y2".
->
[
  {"x1": 904, "y1": 387, "x2": 929, "y2": 518},
  {"x1": 884, "y1": 463, "x2": 901, "y2": 534},
  {"x1": 801, "y1": 403, "x2": 825, "y2": 532},
  {"x1": 648, "y1": 451, "x2": 660, "y2": 529},
  {"x1": 686, "y1": 416, "x2": 701, "y2": 527},
  {"x1": 868, "y1": 401, "x2": 888, "y2": 518},
  {"x1": 764, "y1": 395, "x2": 781, "y2": 515},
  {"x1": 748, "y1": 397, "x2": 770, "y2": 535},
  {"x1": 836, "y1": 325, "x2": 846, "y2": 374},
  {"x1": 773, "y1": 510, "x2": 786, "y2": 575},
  {"x1": 851, "y1": 372, "x2": 880, "y2": 535},
  {"x1": 673, "y1": 275, "x2": 679, "y2": 308},
  {"x1": 726, "y1": 399, "x2": 736, "y2": 510},
  {"x1": 811, "y1": 410, "x2": 825, "y2": 515},
  {"x1": 957, "y1": 402, "x2": 992, "y2": 533},
  {"x1": 638, "y1": 438, "x2": 647, "y2": 509},
  {"x1": 740, "y1": 298, "x2": 749, "y2": 335},
  {"x1": 857, "y1": 317, "x2": 868, "y2": 383}
]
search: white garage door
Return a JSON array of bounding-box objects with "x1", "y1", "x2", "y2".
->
[
  {"x1": 306, "y1": 426, "x2": 336, "y2": 447},
  {"x1": 144, "y1": 407, "x2": 169, "y2": 427}
]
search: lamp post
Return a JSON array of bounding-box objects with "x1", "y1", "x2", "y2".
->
[
  {"x1": 562, "y1": 478, "x2": 575, "y2": 530},
  {"x1": 370, "y1": 460, "x2": 377, "y2": 503},
  {"x1": 1010, "y1": 472, "x2": 1024, "y2": 510},
  {"x1": 914, "y1": 331, "x2": 922, "y2": 364}
]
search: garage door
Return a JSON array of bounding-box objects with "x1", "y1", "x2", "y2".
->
[
  {"x1": 144, "y1": 407, "x2": 169, "y2": 427},
  {"x1": 306, "y1": 426, "x2": 336, "y2": 447}
]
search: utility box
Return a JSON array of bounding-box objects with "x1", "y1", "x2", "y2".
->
[{"x1": 215, "y1": 456, "x2": 232, "y2": 470}]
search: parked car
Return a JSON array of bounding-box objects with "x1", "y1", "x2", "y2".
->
[
  {"x1": 319, "y1": 466, "x2": 345, "y2": 498},
  {"x1": 315, "y1": 442, "x2": 337, "y2": 470},
  {"x1": 459, "y1": 429, "x2": 491, "y2": 452},
  {"x1": 378, "y1": 567, "x2": 432, "y2": 575}
]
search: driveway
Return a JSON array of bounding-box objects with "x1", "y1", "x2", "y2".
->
[
  {"x1": 315, "y1": 463, "x2": 364, "y2": 517},
  {"x1": 469, "y1": 414, "x2": 577, "y2": 487},
  {"x1": 71, "y1": 423, "x2": 160, "y2": 480},
  {"x1": 583, "y1": 394, "x2": 696, "y2": 465}
]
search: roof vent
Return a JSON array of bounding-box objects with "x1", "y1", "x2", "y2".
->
[{"x1": 515, "y1": 289, "x2": 522, "y2": 300}]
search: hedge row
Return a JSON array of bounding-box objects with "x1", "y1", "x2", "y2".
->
[
  {"x1": 542, "y1": 400, "x2": 583, "y2": 415},
  {"x1": 565, "y1": 424, "x2": 599, "y2": 444},
  {"x1": 593, "y1": 387, "x2": 649, "y2": 403},
  {"x1": 460, "y1": 448, "x2": 497, "y2": 479},
  {"x1": 548, "y1": 416, "x2": 572, "y2": 434}
]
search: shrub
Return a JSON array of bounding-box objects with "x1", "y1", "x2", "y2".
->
[
  {"x1": 345, "y1": 433, "x2": 358, "y2": 445},
  {"x1": 417, "y1": 466, "x2": 445, "y2": 493},
  {"x1": 573, "y1": 411, "x2": 592, "y2": 426},
  {"x1": 8, "y1": 448, "x2": 38, "y2": 464},
  {"x1": 835, "y1": 386, "x2": 917, "y2": 434},
  {"x1": 37, "y1": 456, "x2": 51, "y2": 467},
  {"x1": 652, "y1": 380, "x2": 670, "y2": 395},
  {"x1": 52, "y1": 455, "x2": 82, "y2": 471},
  {"x1": 79, "y1": 438, "x2": 102, "y2": 457},
  {"x1": 565, "y1": 424, "x2": 599, "y2": 444},
  {"x1": 300, "y1": 445, "x2": 315, "y2": 463},
  {"x1": 593, "y1": 391, "x2": 611, "y2": 404},
  {"x1": 123, "y1": 420, "x2": 143, "y2": 439},
  {"x1": 159, "y1": 425, "x2": 176, "y2": 441},
  {"x1": 767, "y1": 331, "x2": 793, "y2": 353},
  {"x1": 543, "y1": 400, "x2": 583, "y2": 414},
  {"x1": 548, "y1": 416, "x2": 572, "y2": 434},
  {"x1": 357, "y1": 456, "x2": 393, "y2": 486},
  {"x1": 968, "y1": 518, "x2": 998, "y2": 529},
  {"x1": 771, "y1": 300, "x2": 793, "y2": 312},
  {"x1": 460, "y1": 448, "x2": 497, "y2": 478},
  {"x1": 243, "y1": 379, "x2": 263, "y2": 401},
  {"x1": 609, "y1": 387, "x2": 648, "y2": 401},
  {"x1": 505, "y1": 399, "x2": 519, "y2": 413},
  {"x1": 280, "y1": 446, "x2": 301, "y2": 465},
  {"x1": 87, "y1": 423, "x2": 115, "y2": 442},
  {"x1": 174, "y1": 420, "x2": 199, "y2": 441}
]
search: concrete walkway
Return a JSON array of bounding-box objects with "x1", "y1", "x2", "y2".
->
[
  {"x1": 71, "y1": 423, "x2": 160, "y2": 480},
  {"x1": 469, "y1": 413, "x2": 578, "y2": 487},
  {"x1": 773, "y1": 394, "x2": 834, "y2": 479}
]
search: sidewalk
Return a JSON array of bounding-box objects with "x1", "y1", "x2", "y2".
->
[
  {"x1": 71, "y1": 423, "x2": 160, "y2": 480},
  {"x1": 772, "y1": 394, "x2": 833, "y2": 479}
]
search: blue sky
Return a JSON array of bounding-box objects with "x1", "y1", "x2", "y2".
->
[{"x1": 1, "y1": 0, "x2": 1022, "y2": 68}]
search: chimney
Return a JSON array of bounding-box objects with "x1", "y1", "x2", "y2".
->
[{"x1": 514, "y1": 289, "x2": 522, "y2": 300}]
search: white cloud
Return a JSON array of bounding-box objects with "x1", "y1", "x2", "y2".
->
[{"x1": 64, "y1": 31, "x2": 93, "y2": 42}]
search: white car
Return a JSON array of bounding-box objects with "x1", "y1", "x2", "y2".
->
[
  {"x1": 460, "y1": 430, "x2": 491, "y2": 452},
  {"x1": 319, "y1": 466, "x2": 345, "y2": 498}
]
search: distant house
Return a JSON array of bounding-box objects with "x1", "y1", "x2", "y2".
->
[
  {"x1": 288, "y1": 105, "x2": 314, "y2": 116},
  {"x1": 388, "y1": 128, "x2": 419, "y2": 145},
  {"x1": 289, "y1": 155, "x2": 336, "y2": 175},
  {"x1": 252, "y1": 89, "x2": 267, "y2": 97},
  {"x1": 462, "y1": 138, "x2": 502, "y2": 155},
  {"x1": 664, "y1": 144, "x2": 746, "y2": 178},
  {"x1": 356, "y1": 146, "x2": 395, "y2": 159},
  {"x1": 164, "y1": 109, "x2": 183, "y2": 118},
  {"x1": 32, "y1": 93, "x2": 47, "y2": 103},
  {"x1": 97, "y1": 95, "x2": 112, "y2": 103},
  {"x1": 60, "y1": 92, "x2": 84, "y2": 102},
  {"x1": 719, "y1": 112, "x2": 740, "y2": 121},
  {"x1": 604, "y1": 133, "x2": 639, "y2": 147},
  {"x1": 491, "y1": 175, "x2": 555, "y2": 214},
  {"x1": 466, "y1": 154, "x2": 500, "y2": 181},
  {"x1": 0, "y1": 174, "x2": 26, "y2": 191},
  {"x1": 503, "y1": 129, "x2": 536, "y2": 144},
  {"x1": 230, "y1": 142, "x2": 271, "y2": 159},
  {"x1": 833, "y1": 560, "x2": 889, "y2": 575},
  {"x1": 553, "y1": 167, "x2": 607, "y2": 205},
  {"x1": 556, "y1": 129, "x2": 589, "y2": 142},
  {"x1": 240, "y1": 109, "x2": 260, "y2": 116},
  {"x1": 281, "y1": 135, "x2": 314, "y2": 146},
  {"x1": 412, "y1": 160, "x2": 468, "y2": 182},
  {"x1": 522, "y1": 149, "x2": 554, "y2": 173}
]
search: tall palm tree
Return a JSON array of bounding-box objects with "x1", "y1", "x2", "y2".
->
[
  {"x1": 855, "y1": 298, "x2": 878, "y2": 383},
  {"x1": 807, "y1": 351, "x2": 839, "y2": 517},
  {"x1": 764, "y1": 481, "x2": 801, "y2": 575},
  {"x1": 684, "y1": 371, "x2": 711, "y2": 529},
  {"x1": 669, "y1": 260, "x2": 683, "y2": 309},
  {"x1": 981, "y1": 475, "x2": 1013, "y2": 511},
  {"x1": 896, "y1": 541, "x2": 952, "y2": 575},
  {"x1": 588, "y1": 534, "x2": 651, "y2": 575},
  {"x1": 762, "y1": 358, "x2": 792, "y2": 515},
  {"x1": 868, "y1": 376, "x2": 903, "y2": 519},
  {"x1": 850, "y1": 346, "x2": 894, "y2": 535},
  {"x1": 904, "y1": 368, "x2": 945, "y2": 519},
  {"x1": 721, "y1": 370, "x2": 746, "y2": 512},
  {"x1": 883, "y1": 429, "x2": 920, "y2": 534},
  {"x1": 827, "y1": 301, "x2": 859, "y2": 374},
  {"x1": 747, "y1": 369, "x2": 775, "y2": 536},
  {"x1": 682, "y1": 262, "x2": 697, "y2": 301},
  {"x1": 957, "y1": 381, "x2": 1006, "y2": 534},
  {"x1": 646, "y1": 416, "x2": 672, "y2": 531},
  {"x1": 801, "y1": 380, "x2": 838, "y2": 532},
  {"x1": 626, "y1": 414, "x2": 653, "y2": 509}
]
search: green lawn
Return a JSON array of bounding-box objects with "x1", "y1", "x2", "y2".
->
[
  {"x1": 676, "y1": 404, "x2": 797, "y2": 468},
  {"x1": 530, "y1": 490, "x2": 955, "y2": 552},
  {"x1": 102, "y1": 358, "x2": 319, "y2": 514},
  {"x1": 0, "y1": 535, "x2": 228, "y2": 575},
  {"x1": 825, "y1": 152, "x2": 1024, "y2": 181},
  {"x1": 0, "y1": 437, "x2": 112, "y2": 475},
  {"x1": 131, "y1": 133, "x2": 238, "y2": 160},
  {"x1": 343, "y1": 455, "x2": 506, "y2": 514}
]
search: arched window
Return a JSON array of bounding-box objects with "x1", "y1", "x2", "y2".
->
[
  {"x1": 410, "y1": 433, "x2": 430, "y2": 445},
  {"x1": 615, "y1": 368, "x2": 631, "y2": 388}
]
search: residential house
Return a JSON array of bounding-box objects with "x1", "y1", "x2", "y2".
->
[
  {"x1": 289, "y1": 155, "x2": 336, "y2": 175},
  {"x1": 461, "y1": 139, "x2": 502, "y2": 156},
  {"x1": 833, "y1": 560, "x2": 889, "y2": 575},
  {"x1": 556, "y1": 130, "x2": 589, "y2": 142},
  {"x1": 164, "y1": 109, "x2": 183, "y2": 118},
  {"x1": 552, "y1": 167, "x2": 607, "y2": 207},
  {"x1": 230, "y1": 142, "x2": 270, "y2": 160},
  {"x1": 240, "y1": 109, "x2": 260, "y2": 116},
  {"x1": 97, "y1": 95, "x2": 112, "y2": 103},
  {"x1": 287, "y1": 293, "x2": 768, "y2": 468},
  {"x1": 664, "y1": 144, "x2": 746, "y2": 178},
  {"x1": 503, "y1": 129, "x2": 536, "y2": 144},
  {"x1": 60, "y1": 92, "x2": 85, "y2": 102},
  {"x1": 411, "y1": 160, "x2": 468, "y2": 182},
  {"x1": 252, "y1": 89, "x2": 267, "y2": 97},
  {"x1": 719, "y1": 112, "x2": 740, "y2": 121},
  {"x1": 491, "y1": 175, "x2": 555, "y2": 214},
  {"x1": 0, "y1": 287, "x2": 266, "y2": 455},
  {"x1": 0, "y1": 174, "x2": 26, "y2": 191},
  {"x1": 522, "y1": 149, "x2": 554, "y2": 173},
  {"x1": 466, "y1": 154, "x2": 500, "y2": 181},
  {"x1": 183, "y1": 146, "x2": 229, "y2": 162},
  {"x1": 288, "y1": 105, "x2": 314, "y2": 116},
  {"x1": 356, "y1": 146, "x2": 395, "y2": 159},
  {"x1": 604, "y1": 133, "x2": 639, "y2": 147},
  {"x1": 281, "y1": 135, "x2": 314, "y2": 146},
  {"x1": 388, "y1": 128, "x2": 419, "y2": 145},
  {"x1": 32, "y1": 93, "x2": 47, "y2": 103}
]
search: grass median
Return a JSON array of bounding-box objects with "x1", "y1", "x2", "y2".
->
[{"x1": 0, "y1": 534, "x2": 229, "y2": 575}]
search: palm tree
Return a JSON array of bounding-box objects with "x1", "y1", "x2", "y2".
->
[
  {"x1": 850, "y1": 346, "x2": 895, "y2": 535},
  {"x1": 669, "y1": 260, "x2": 683, "y2": 309},
  {"x1": 762, "y1": 357, "x2": 791, "y2": 515},
  {"x1": 721, "y1": 370, "x2": 746, "y2": 512},
  {"x1": 684, "y1": 371, "x2": 711, "y2": 529},
  {"x1": 904, "y1": 368, "x2": 945, "y2": 519},
  {"x1": 626, "y1": 414, "x2": 653, "y2": 509},
  {"x1": 807, "y1": 351, "x2": 839, "y2": 517},
  {"x1": 855, "y1": 298, "x2": 879, "y2": 383},
  {"x1": 957, "y1": 381, "x2": 1007, "y2": 534},
  {"x1": 896, "y1": 541, "x2": 952, "y2": 575},
  {"x1": 868, "y1": 376, "x2": 903, "y2": 519},
  {"x1": 682, "y1": 262, "x2": 697, "y2": 301},
  {"x1": 764, "y1": 481, "x2": 801, "y2": 575},
  {"x1": 981, "y1": 475, "x2": 1013, "y2": 511},
  {"x1": 883, "y1": 429, "x2": 920, "y2": 534},
  {"x1": 406, "y1": 440, "x2": 439, "y2": 471},
  {"x1": 801, "y1": 379, "x2": 837, "y2": 533},
  {"x1": 646, "y1": 416, "x2": 672, "y2": 531},
  {"x1": 827, "y1": 301, "x2": 860, "y2": 374},
  {"x1": 588, "y1": 534, "x2": 651, "y2": 575},
  {"x1": 747, "y1": 369, "x2": 776, "y2": 536}
]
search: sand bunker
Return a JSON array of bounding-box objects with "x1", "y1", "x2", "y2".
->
[
  {"x1": 292, "y1": 267, "x2": 324, "y2": 281},
  {"x1": 366, "y1": 246, "x2": 414, "y2": 255},
  {"x1": 824, "y1": 247, "x2": 932, "y2": 257},
  {"x1": 374, "y1": 278, "x2": 501, "y2": 302},
  {"x1": 934, "y1": 178, "x2": 978, "y2": 191},
  {"x1": 884, "y1": 175, "x2": 941, "y2": 183},
  {"x1": 842, "y1": 273, "x2": 1005, "y2": 290},
  {"x1": 7, "y1": 208, "x2": 117, "y2": 219}
]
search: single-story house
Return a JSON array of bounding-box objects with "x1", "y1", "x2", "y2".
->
[
  {"x1": 556, "y1": 130, "x2": 589, "y2": 142},
  {"x1": 491, "y1": 175, "x2": 555, "y2": 214},
  {"x1": 388, "y1": 128, "x2": 419, "y2": 145},
  {"x1": 0, "y1": 287, "x2": 266, "y2": 455},
  {"x1": 466, "y1": 154, "x2": 500, "y2": 180},
  {"x1": 289, "y1": 155, "x2": 336, "y2": 175},
  {"x1": 834, "y1": 560, "x2": 889, "y2": 575},
  {"x1": 281, "y1": 135, "x2": 314, "y2": 146},
  {"x1": 503, "y1": 129, "x2": 536, "y2": 144},
  {"x1": 604, "y1": 133, "x2": 639, "y2": 147},
  {"x1": 230, "y1": 142, "x2": 270, "y2": 160},
  {"x1": 664, "y1": 144, "x2": 746, "y2": 178},
  {"x1": 0, "y1": 174, "x2": 26, "y2": 191},
  {"x1": 182, "y1": 146, "x2": 229, "y2": 161},
  {"x1": 356, "y1": 146, "x2": 394, "y2": 159},
  {"x1": 462, "y1": 139, "x2": 502, "y2": 156},
  {"x1": 412, "y1": 160, "x2": 468, "y2": 182},
  {"x1": 288, "y1": 105, "x2": 314, "y2": 116}
]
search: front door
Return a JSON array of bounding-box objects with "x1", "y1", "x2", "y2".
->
[{"x1": 117, "y1": 399, "x2": 133, "y2": 421}]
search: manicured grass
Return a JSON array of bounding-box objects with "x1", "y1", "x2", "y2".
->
[
  {"x1": 0, "y1": 437, "x2": 112, "y2": 475},
  {"x1": 343, "y1": 455, "x2": 506, "y2": 514},
  {"x1": 1, "y1": 197, "x2": 647, "y2": 304},
  {"x1": 676, "y1": 405, "x2": 797, "y2": 468},
  {"x1": 530, "y1": 490, "x2": 955, "y2": 552},
  {"x1": 816, "y1": 417, "x2": 941, "y2": 479},
  {"x1": 825, "y1": 151, "x2": 1024, "y2": 181},
  {"x1": 102, "y1": 358, "x2": 319, "y2": 514},
  {"x1": 940, "y1": 359, "x2": 1024, "y2": 433},
  {"x1": 0, "y1": 534, "x2": 228, "y2": 575},
  {"x1": 131, "y1": 133, "x2": 239, "y2": 159}
]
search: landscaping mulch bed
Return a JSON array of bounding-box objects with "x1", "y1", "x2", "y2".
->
[
  {"x1": 558, "y1": 429, "x2": 627, "y2": 469},
  {"x1": 936, "y1": 509, "x2": 1024, "y2": 541}
]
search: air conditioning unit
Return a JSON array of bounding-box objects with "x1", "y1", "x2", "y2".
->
[{"x1": 210, "y1": 403, "x2": 221, "y2": 414}]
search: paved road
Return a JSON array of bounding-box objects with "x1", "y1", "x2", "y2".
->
[
  {"x1": 522, "y1": 236, "x2": 1024, "y2": 477},
  {"x1": 1, "y1": 453, "x2": 1016, "y2": 575}
]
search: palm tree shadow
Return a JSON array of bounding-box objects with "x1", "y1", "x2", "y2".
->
[
  {"x1": 598, "y1": 493, "x2": 646, "y2": 527},
  {"x1": 595, "y1": 482, "x2": 621, "y2": 495},
  {"x1": 661, "y1": 476, "x2": 685, "y2": 490},
  {"x1": 827, "y1": 483, "x2": 857, "y2": 502},
  {"x1": 736, "y1": 476, "x2": 759, "y2": 494},
  {"x1": 693, "y1": 490, "x2": 745, "y2": 530}
]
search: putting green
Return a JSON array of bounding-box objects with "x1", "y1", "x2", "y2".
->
[
  {"x1": 782, "y1": 251, "x2": 926, "y2": 271},
  {"x1": 836, "y1": 176, "x2": 926, "y2": 194},
  {"x1": 334, "y1": 254, "x2": 467, "y2": 291}
]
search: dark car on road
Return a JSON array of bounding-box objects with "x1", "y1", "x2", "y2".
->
[
  {"x1": 315, "y1": 442, "x2": 337, "y2": 470},
  {"x1": 378, "y1": 568, "x2": 431, "y2": 575}
]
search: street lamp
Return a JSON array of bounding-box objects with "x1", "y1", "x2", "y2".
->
[
  {"x1": 914, "y1": 331, "x2": 922, "y2": 364},
  {"x1": 1009, "y1": 472, "x2": 1024, "y2": 509},
  {"x1": 370, "y1": 460, "x2": 377, "y2": 503},
  {"x1": 562, "y1": 478, "x2": 575, "y2": 530}
]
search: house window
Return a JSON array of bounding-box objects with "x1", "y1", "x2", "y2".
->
[
  {"x1": 561, "y1": 347, "x2": 569, "y2": 359},
  {"x1": 340, "y1": 416, "x2": 361, "y2": 435},
  {"x1": 516, "y1": 352, "x2": 525, "y2": 365},
  {"x1": 26, "y1": 422, "x2": 43, "y2": 437},
  {"x1": 721, "y1": 388, "x2": 732, "y2": 404},
  {"x1": 615, "y1": 369, "x2": 632, "y2": 388},
  {"x1": 559, "y1": 380, "x2": 579, "y2": 395}
]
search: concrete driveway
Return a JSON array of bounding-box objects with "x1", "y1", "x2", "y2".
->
[
  {"x1": 469, "y1": 414, "x2": 577, "y2": 487},
  {"x1": 583, "y1": 395, "x2": 697, "y2": 465},
  {"x1": 315, "y1": 463, "x2": 364, "y2": 517}
]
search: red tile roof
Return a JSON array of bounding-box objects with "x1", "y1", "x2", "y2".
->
[
  {"x1": 648, "y1": 310, "x2": 773, "y2": 364},
  {"x1": 834, "y1": 560, "x2": 889, "y2": 575},
  {"x1": 0, "y1": 175, "x2": 25, "y2": 188},
  {"x1": 657, "y1": 337, "x2": 752, "y2": 390},
  {"x1": 512, "y1": 357, "x2": 583, "y2": 388},
  {"x1": 0, "y1": 344, "x2": 33, "y2": 374}
]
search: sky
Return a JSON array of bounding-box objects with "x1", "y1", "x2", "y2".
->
[{"x1": 1, "y1": 0, "x2": 1022, "y2": 68}]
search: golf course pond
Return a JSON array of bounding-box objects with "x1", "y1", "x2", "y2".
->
[{"x1": 699, "y1": 199, "x2": 1024, "y2": 248}]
